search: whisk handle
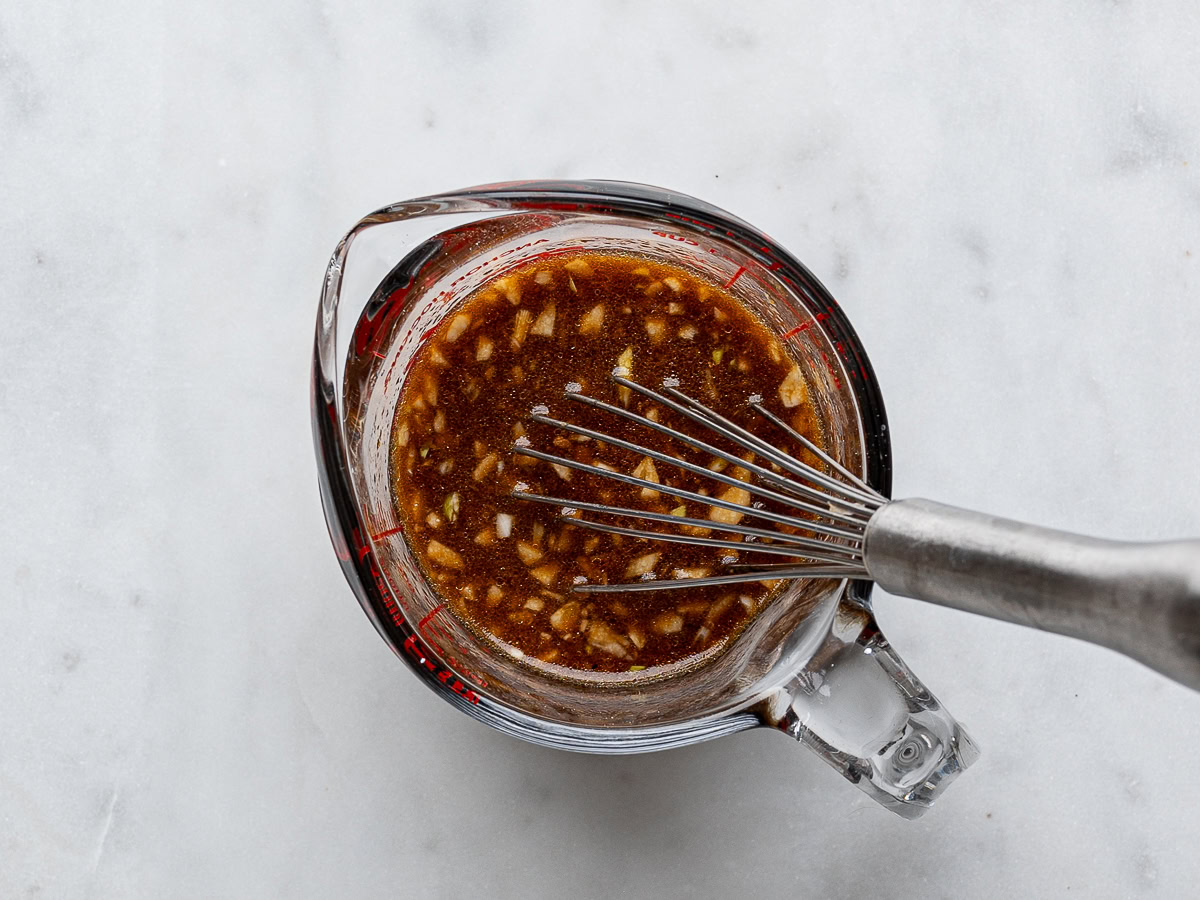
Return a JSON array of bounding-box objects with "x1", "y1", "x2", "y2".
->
[{"x1": 864, "y1": 498, "x2": 1200, "y2": 691}]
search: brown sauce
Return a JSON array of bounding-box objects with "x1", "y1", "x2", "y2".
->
[{"x1": 390, "y1": 252, "x2": 825, "y2": 676}]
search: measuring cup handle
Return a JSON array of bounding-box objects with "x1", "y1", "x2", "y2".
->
[{"x1": 759, "y1": 604, "x2": 979, "y2": 818}]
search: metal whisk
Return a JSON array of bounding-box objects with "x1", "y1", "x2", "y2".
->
[{"x1": 514, "y1": 376, "x2": 1200, "y2": 691}]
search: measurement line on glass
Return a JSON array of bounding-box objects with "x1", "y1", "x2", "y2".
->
[{"x1": 369, "y1": 525, "x2": 404, "y2": 542}]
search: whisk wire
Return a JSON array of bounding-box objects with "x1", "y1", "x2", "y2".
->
[
  {"x1": 565, "y1": 388, "x2": 875, "y2": 519},
  {"x1": 570, "y1": 566, "x2": 862, "y2": 593},
  {"x1": 615, "y1": 376, "x2": 884, "y2": 508},
  {"x1": 515, "y1": 492, "x2": 865, "y2": 558},
  {"x1": 749, "y1": 402, "x2": 874, "y2": 493},
  {"x1": 514, "y1": 378, "x2": 879, "y2": 592},
  {"x1": 528, "y1": 411, "x2": 871, "y2": 527},
  {"x1": 512, "y1": 445, "x2": 867, "y2": 541},
  {"x1": 554, "y1": 515, "x2": 864, "y2": 564}
]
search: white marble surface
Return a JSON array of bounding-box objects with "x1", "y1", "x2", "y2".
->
[{"x1": 2, "y1": 2, "x2": 1199, "y2": 897}]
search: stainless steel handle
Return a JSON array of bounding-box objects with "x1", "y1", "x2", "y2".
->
[{"x1": 864, "y1": 498, "x2": 1200, "y2": 691}]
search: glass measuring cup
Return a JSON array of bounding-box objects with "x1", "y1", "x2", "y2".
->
[{"x1": 311, "y1": 180, "x2": 979, "y2": 817}]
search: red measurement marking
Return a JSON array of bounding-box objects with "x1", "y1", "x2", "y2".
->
[
  {"x1": 820, "y1": 350, "x2": 842, "y2": 390},
  {"x1": 664, "y1": 212, "x2": 716, "y2": 231},
  {"x1": 417, "y1": 604, "x2": 453, "y2": 662},
  {"x1": 782, "y1": 324, "x2": 806, "y2": 340},
  {"x1": 652, "y1": 230, "x2": 700, "y2": 246},
  {"x1": 402, "y1": 635, "x2": 481, "y2": 703},
  {"x1": 440, "y1": 232, "x2": 474, "y2": 257},
  {"x1": 725, "y1": 266, "x2": 746, "y2": 288},
  {"x1": 351, "y1": 528, "x2": 371, "y2": 561},
  {"x1": 347, "y1": 522, "x2": 487, "y2": 692},
  {"x1": 370, "y1": 526, "x2": 403, "y2": 541},
  {"x1": 419, "y1": 605, "x2": 488, "y2": 689},
  {"x1": 516, "y1": 201, "x2": 581, "y2": 212},
  {"x1": 379, "y1": 587, "x2": 404, "y2": 627},
  {"x1": 417, "y1": 604, "x2": 444, "y2": 632},
  {"x1": 372, "y1": 350, "x2": 386, "y2": 360}
]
